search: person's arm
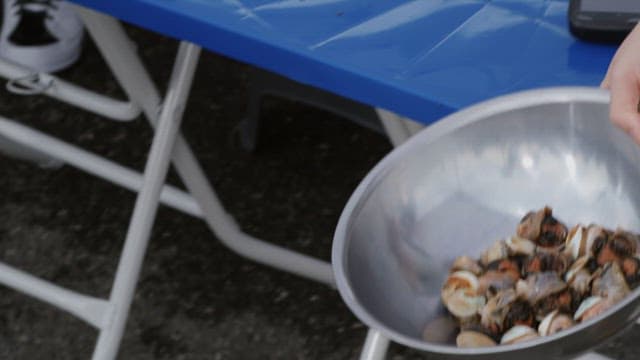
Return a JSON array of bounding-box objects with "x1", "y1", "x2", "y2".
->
[{"x1": 601, "y1": 23, "x2": 640, "y2": 144}]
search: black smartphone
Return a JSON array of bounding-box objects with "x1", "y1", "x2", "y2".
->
[{"x1": 569, "y1": 0, "x2": 640, "y2": 43}]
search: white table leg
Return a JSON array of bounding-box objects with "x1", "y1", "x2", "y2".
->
[
  {"x1": 72, "y1": 6, "x2": 334, "y2": 359},
  {"x1": 75, "y1": 5, "x2": 334, "y2": 286},
  {"x1": 91, "y1": 42, "x2": 201, "y2": 360},
  {"x1": 359, "y1": 329, "x2": 390, "y2": 360},
  {"x1": 375, "y1": 108, "x2": 424, "y2": 146}
]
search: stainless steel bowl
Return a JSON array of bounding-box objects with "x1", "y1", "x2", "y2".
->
[{"x1": 332, "y1": 87, "x2": 640, "y2": 360}]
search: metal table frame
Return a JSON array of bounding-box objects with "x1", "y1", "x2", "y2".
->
[{"x1": 0, "y1": 5, "x2": 627, "y2": 360}]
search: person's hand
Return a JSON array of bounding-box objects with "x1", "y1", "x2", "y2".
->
[{"x1": 602, "y1": 23, "x2": 640, "y2": 144}]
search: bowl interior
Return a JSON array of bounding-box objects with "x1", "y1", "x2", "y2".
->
[{"x1": 335, "y1": 93, "x2": 640, "y2": 350}]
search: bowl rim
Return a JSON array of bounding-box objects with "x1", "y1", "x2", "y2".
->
[{"x1": 330, "y1": 86, "x2": 640, "y2": 355}]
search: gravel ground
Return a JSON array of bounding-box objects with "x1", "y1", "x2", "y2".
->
[{"x1": 0, "y1": 23, "x2": 637, "y2": 359}]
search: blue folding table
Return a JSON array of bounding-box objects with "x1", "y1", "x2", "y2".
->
[{"x1": 0, "y1": 1, "x2": 620, "y2": 359}]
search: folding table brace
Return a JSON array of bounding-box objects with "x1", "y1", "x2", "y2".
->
[
  {"x1": 0, "y1": 39, "x2": 200, "y2": 359},
  {"x1": 0, "y1": 5, "x2": 336, "y2": 359}
]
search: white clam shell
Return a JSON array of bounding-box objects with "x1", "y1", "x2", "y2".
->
[
  {"x1": 584, "y1": 225, "x2": 605, "y2": 254},
  {"x1": 506, "y1": 235, "x2": 536, "y2": 256},
  {"x1": 565, "y1": 255, "x2": 590, "y2": 283},
  {"x1": 574, "y1": 296, "x2": 604, "y2": 321},
  {"x1": 442, "y1": 271, "x2": 485, "y2": 318},
  {"x1": 568, "y1": 268, "x2": 591, "y2": 295},
  {"x1": 444, "y1": 271, "x2": 479, "y2": 291},
  {"x1": 538, "y1": 310, "x2": 574, "y2": 336},
  {"x1": 481, "y1": 240, "x2": 508, "y2": 265},
  {"x1": 456, "y1": 331, "x2": 496, "y2": 348},
  {"x1": 451, "y1": 256, "x2": 483, "y2": 276},
  {"x1": 565, "y1": 225, "x2": 586, "y2": 259},
  {"x1": 442, "y1": 290, "x2": 486, "y2": 318},
  {"x1": 500, "y1": 325, "x2": 539, "y2": 345},
  {"x1": 538, "y1": 310, "x2": 558, "y2": 336}
]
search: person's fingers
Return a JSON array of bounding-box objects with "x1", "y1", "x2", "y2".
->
[
  {"x1": 600, "y1": 70, "x2": 611, "y2": 89},
  {"x1": 600, "y1": 66, "x2": 611, "y2": 89},
  {"x1": 627, "y1": 122, "x2": 640, "y2": 145},
  {"x1": 608, "y1": 72, "x2": 640, "y2": 144},
  {"x1": 621, "y1": 116, "x2": 640, "y2": 145}
]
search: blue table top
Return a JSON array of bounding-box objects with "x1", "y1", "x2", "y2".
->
[{"x1": 70, "y1": 0, "x2": 618, "y2": 125}]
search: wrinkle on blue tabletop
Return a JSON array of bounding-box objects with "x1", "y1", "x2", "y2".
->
[{"x1": 71, "y1": 0, "x2": 617, "y2": 125}]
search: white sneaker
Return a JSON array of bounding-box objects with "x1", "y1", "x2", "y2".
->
[{"x1": 0, "y1": 0, "x2": 84, "y2": 73}]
